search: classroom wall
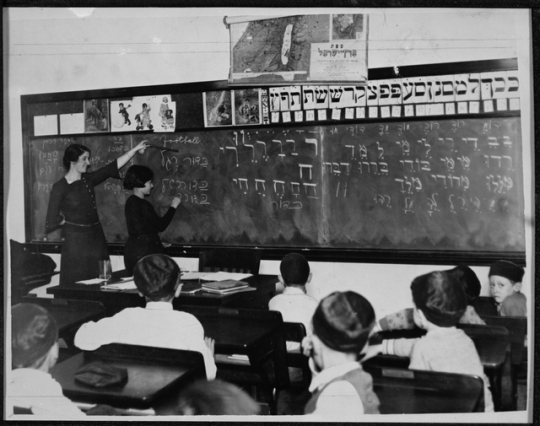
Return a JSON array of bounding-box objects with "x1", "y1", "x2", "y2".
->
[{"x1": 4, "y1": 8, "x2": 534, "y2": 319}]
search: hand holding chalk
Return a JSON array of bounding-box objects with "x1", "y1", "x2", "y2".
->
[{"x1": 133, "y1": 140, "x2": 149, "y2": 154}]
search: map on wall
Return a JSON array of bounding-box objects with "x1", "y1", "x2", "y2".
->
[{"x1": 228, "y1": 14, "x2": 368, "y2": 85}]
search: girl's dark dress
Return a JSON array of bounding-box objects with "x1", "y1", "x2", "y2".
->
[
  {"x1": 46, "y1": 161, "x2": 120, "y2": 286},
  {"x1": 124, "y1": 195, "x2": 177, "y2": 275}
]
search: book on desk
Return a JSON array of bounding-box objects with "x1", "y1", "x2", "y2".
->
[{"x1": 201, "y1": 280, "x2": 256, "y2": 295}]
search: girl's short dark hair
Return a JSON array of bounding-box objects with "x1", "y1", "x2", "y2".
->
[
  {"x1": 123, "y1": 165, "x2": 154, "y2": 190},
  {"x1": 63, "y1": 144, "x2": 90, "y2": 171}
]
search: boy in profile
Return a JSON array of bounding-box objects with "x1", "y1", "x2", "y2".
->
[
  {"x1": 301, "y1": 291, "x2": 380, "y2": 420},
  {"x1": 75, "y1": 254, "x2": 217, "y2": 380},
  {"x1": 8, "y1": 303, "x2": 86, "y2": 418},
  {"x1": 381, "y1": 270, "x2": 494, "y2": 412},
  {"x1": 489, "y1": 260, "x2": 526, "y2": 316},
  {"x1": 269, "y1": 253, "x2": 318, "y2": 352}
]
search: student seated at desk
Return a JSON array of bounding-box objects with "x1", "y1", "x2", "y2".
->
[
  {"x1": 374, "y1": 265, "x2": 485, "y2": 333},
  {"x1": 8, "y1": 304, "x2": 86, "y2": 419},
  {"x1": 488, "y1": 260, "x2": 526, "y2": 317},
  {"x1": 74, "y1": 254, "x2": 217, "y2": 380},
  {"x1": 174, "y1": 379, "x2": 260, "y2": 415},
  {"x1": 268, "y1": 253, "x2": 318, "y2": 352},
  {"x1": 380, "y1": 271, "x2": 494, "y2": 412},
  {"x1": 301, "y1": 291, "x2": 381, "y2": 420}
]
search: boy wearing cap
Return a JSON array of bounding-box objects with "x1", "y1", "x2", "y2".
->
[
  {"x1": 8, "y1": 303, "x2": 86, "y2": 418},
  {"x1": 489, "y1": 260, "x2": 526, "y2": 317},
  {"x1": 374, "y1": 265, "x2": 485, "y2": 333},
  {"x1": 74, "y1": 254, "x2": 217, "y2": 380},
  {"x1": 381, "y1": 271, "x2": 494, "y2": 412},
  {"x1": 269, "y1": 253, "x2": 318, "y2": 352},
  {"x1": 301, "y1": 291, "x2": 380, "y2": 420}
]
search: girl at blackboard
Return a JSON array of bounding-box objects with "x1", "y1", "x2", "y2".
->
[
  {"x1": 123, "y1": 165, "x2": 181, "y2": 275},
  {"x1": 45, "y1": 141, "x2": 149, "y2": 286}
]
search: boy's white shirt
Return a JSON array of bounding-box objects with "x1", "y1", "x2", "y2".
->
[
  {"x1": 304, "y1": 358, "x2": 365, "y2": 420},
  {"x1": 7, "y1": 368, "x2": 86, "y2": 419},
  {"x1": 74, "y1": 301, "x2": 217, "y2": 380}
]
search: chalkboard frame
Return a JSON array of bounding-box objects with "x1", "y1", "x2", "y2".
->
[{"x1": 21, "y1": 58, "x2": 527, "y2": 266}]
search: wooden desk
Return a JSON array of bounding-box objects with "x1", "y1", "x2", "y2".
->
[
  {"x1": 50, "y1": 344, "x2": 205, "y2": 413},
  {"x1": 181, "y1": 305, "x2": 289, "y2": 385},
  {"x1": 47, "y1": 275, "x2": 277, "y2": 317},
  {"x1": 181, "y1": 305, "x2": 288, "y2": 414},
  {"x1": 364, "y1": 365, "x2": 485, "y2": 413}
]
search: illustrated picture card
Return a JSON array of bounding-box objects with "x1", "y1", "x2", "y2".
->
[
  {"x1": 111, "y1": 99, "x2": 136, "y2": 132},
  {"x1": 233, "y1": 89, "x2": 261, "y2": 125},
  {"x1": 146, "y1": 95, "x2": 176, "y2": 132},
  {"x1": 331, "y1": 14, "x2": 366, "y2": 41},
  {"x1": 84, "y1": 99, "x2": 109, "y2": 133},
  {"x1": 204, "y1": 90, "x2": 233, "y2": 127},
  {"x1": 111, "y1": 97, "x2": 160, "y2": 132}
]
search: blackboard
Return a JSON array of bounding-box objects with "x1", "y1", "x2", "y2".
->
[{"x1": 28, "y1": 117, "x2": 525, "y2": 252}]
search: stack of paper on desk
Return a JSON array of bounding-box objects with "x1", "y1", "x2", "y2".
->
[
  {"x1": 201, "y1": 280, "x2": 255, "y2": 295},
  {"x1": 101, "y1": 280, "x2": 137, "y2": 291},
  {"x1": 180, "y1": 271, "x2": 253, "y2": 281},
  {"x1": 76, "y1": 278, "x2": 108, "y2": 285}
]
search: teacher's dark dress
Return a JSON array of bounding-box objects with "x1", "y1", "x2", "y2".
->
[
  {"x1": 46, "y1": 161, "x2": 120, "y2": 286},
  {"x1": 124, "y1": 195, "x2": 177, "y2": 275}
]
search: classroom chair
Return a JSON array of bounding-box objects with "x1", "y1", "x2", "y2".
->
[
  {"x1": 10, "y1": 239, "x2": 58, "y2": 305},
  {"x1": 372, "y1": 324, "x2": 509, "y2": 411},
  {"x1": 181, "y1": 305, "x2": 288, "y2": 414},
  {"x1": 198, "y1": 248, "x2": 261, "y2": 275},
  {"x1": 50, "y1": 343, "x2": 206, "y2": 414},
  {"x1": 363, "y1": 364, "x2": 486, "y2": 413},
  {"x1": 480, "y1": 315, "x2": 527, "y2": 411},
  {"x1": 273, "y1": 322, "x2": 312, "y2": 415},
  {"x1": 472, "y1": 296, "x2": 499, "y2": 317},
  {"x1": 282, "y1": 322, "x2": 311, "y2": 387}
]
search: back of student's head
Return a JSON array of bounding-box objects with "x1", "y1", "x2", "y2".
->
[
  {"x1": 280, "y1": 253, "x2": 310, "y2": 286},
  {"x1": 446, "y1": 265, "x2": 481, "y2": 304},
  {"x1": 312, "y1": 291, "x2": 375, "y2": 354},
  {"x1": 134, "y1": 254, "x2": 181, "y2": 301},
  {"x1": 123, "y1": 165, "x2": 154, "y2": 190},
  {"x1": 411, "y1": 271, "x2": 467, "y2": 327},
  {"x1": 174, "y1": 379, "x2": 260, "y2": 415},
  {"x1": 12, "y1": 303, "x2": 58, "y2": 369}
]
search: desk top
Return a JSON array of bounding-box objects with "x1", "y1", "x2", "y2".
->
[
  {"x1": 197, "y1": 314, "x2": 278, "y2": 353},
  {"x1": 373, "y1": 381, "x2": 481, "y2": 414},
  {"x1": 47, "y1": 274, "x2": 277, "y2": 311},
  {"x1": 50, "y1": 351, "x2": 201, "y2": 409}
]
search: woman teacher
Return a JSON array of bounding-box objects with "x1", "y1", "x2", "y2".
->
[{"x1": 45, "y1": 141, "x2": 149, "y2": 286}]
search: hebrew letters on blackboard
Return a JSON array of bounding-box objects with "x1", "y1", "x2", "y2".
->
[{"x1": 29, "y1": 117, "x2": 524, "y2": 252}]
